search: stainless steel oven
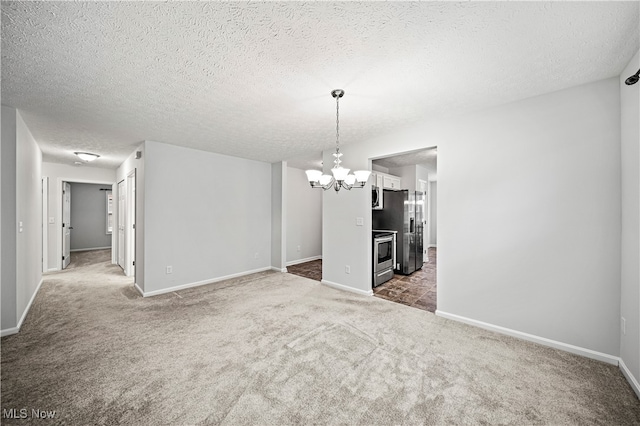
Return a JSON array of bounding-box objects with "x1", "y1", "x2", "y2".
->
[{"x1": 373, "y1": 232, "x2": 396, "y2": 287}]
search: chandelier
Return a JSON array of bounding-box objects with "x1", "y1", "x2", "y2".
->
[{"x1": 305, "y1": 89, "x2": 371, "y2": 192}]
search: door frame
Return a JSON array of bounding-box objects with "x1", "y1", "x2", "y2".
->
[
  {"x1": 418, "y1": 179, "x2": 429, "y2": 262},
  {"x1": 125, "y1": 170, "x2": 136, "y2": 279},
  {"x1": 62, "y1": 181, "x2": 71, "y2": 269},
  {"x1": 117, "y1": 179, "x2": 126, "y2": 271}
]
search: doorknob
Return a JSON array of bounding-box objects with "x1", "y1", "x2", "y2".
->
[{"x1": 69, "y1": 227, "x2": 73, "y2": 230}]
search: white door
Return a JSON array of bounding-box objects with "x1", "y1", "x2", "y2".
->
[
  {"x1": 62, "y1": 182, "x2": 71, "y2": 269},
  {"x1": 419, "y1": 180, "x2": 429, "y2": 263},
  {"x1": 117, "y1": 180, "x2": 126, "y2": 270},
  {"x1": 125, "y1": 170, "x2": 136, "y2": 277}
]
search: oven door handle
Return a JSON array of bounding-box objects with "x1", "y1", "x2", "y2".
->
[{"x1": 375, "y1": 236, "x2": 393, "y2": 244}]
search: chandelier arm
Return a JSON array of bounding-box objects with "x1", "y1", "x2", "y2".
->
[{"x1": 323, "y1": 177, "x2": 335, "y2": 191}]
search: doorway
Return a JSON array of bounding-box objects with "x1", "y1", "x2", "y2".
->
[
  {"x1": 116, "y1": 171, "x2": 136, "y2": 278},
  {"x1": 60, "y1": 181, "x2": 114, "y2": 270},
  {"x1": 369, "y1": 147, "x2": 438, "y2": 312}
]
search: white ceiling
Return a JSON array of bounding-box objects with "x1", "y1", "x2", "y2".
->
[{"x1": 2, "y1": 2, "x2": 638, "y2": 170}]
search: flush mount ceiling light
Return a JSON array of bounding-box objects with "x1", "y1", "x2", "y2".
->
[
  {"x1": 305, "y1": 89, "x2": 371, "y2": 192},
  {"x1": 74, "y1": 152, "x2": 100, "y2": 162}
]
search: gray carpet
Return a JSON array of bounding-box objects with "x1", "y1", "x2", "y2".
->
[{"x1": 2, "y1": 249, "x2": 639, "y2": 425}]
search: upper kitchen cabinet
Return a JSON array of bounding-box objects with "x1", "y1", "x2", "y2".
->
[{"x1": 383, "y1": 174, "x2": 401, "y2": 190}]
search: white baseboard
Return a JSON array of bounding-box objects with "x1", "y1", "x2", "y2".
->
[
  {"x1": 619, "y1": 358, "x2": 640, "y2": 400},
  {"x1": 286, "y1": 255, "x2": 322, "y2": 267},
  {"x1": 271, "y1": 267, "x2": 288, "y2": 273},
  {"x1": 70, "y1": 246, "x2": 111, "y2": 252},
  {"x1": 133, "y1": 282, "x2": 144, "y2": 296},
  {"x1": 140, "y1": 266, "x2": 273, "y2": 297},
  {"x1": 1, "y1": 278, "x2": 44, "y2": 337},
  {"x1": 321, "y1": 279, "x2": 373, "y2": 297},
  {"x1": 1, "y1": 326, "x2": 19, "y2": 337},
  {"x1": 435, "y1": 310, "x2": 619, "y2": 365},
  {"x1": 428, "y1": 244, "x2": 437, "y2": 248},
  {"x1": 46, "y1": 267, "x2": 59, "y2": 273}
]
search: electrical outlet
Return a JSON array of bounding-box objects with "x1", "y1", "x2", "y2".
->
[
  {"x1": 254, "y1": 252, "x2": 259, "y2": 259},
  {"x1": 356, "y1": 217, "x2": 364, "y2": 226},
  {"x1": 297, "y1": 245, "x2": 301, "y2": 252},
  {"x1": 345, "y1": 265, "x2": 351, "y2": 274},
  {"x1": 166, "y1": 266, "x2": 172, "y2": 274},
  {"x1": 622, "y1": 317, "x2": 626, "y2": 335}
]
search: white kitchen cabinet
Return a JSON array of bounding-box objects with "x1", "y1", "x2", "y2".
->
[{"x1": 383, "y1": 175, "x2": 401, "y2": 190}]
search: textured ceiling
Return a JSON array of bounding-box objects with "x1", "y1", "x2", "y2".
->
[
  {"x1": 373, "y1": 148, "x2": 438, "y2": 176},
  {"x1": 2, "y1": 1, "x2": 638, "y2": 169}
]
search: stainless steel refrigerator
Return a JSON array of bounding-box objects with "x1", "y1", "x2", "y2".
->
[{"x1": 372, "y1": 189, "x2": 424, "y2": 275}]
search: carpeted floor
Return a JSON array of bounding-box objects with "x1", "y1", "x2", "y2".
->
[{"x1": 2, "y1": 250, "x2": 639, "y2": 425}]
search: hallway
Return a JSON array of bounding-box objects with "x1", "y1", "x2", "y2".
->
[{"x1": 46, "y1": 248, "x2": 133, "y2": 286}]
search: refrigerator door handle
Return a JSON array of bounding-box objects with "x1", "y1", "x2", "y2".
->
[
  {"x1": 409, "y1": 218, "x2": 414, "y2": 233},
  {"x1": 393, "y1": 233, "x2": 397, "y2": 269}
]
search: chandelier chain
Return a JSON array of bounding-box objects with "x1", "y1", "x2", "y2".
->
[{"x1": 335, "y1": 95, "x2": 340, "y2": 152}]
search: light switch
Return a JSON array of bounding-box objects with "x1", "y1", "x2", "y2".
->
[
  {"x1": 356, "y1": 217, "x2": 364, "y2": 226},
  {"x1": 18, "y1": 221, "x2": 23, "y2": 233},
  {"x1": 49, "y1": 217, "x2": 55, "y2": 224}
]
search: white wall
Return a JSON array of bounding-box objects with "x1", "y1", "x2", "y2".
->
[
  {"x1": 15, "y1": 111, "x2": 43, "y2": 322},
  {"x1": 69, "y1": 183, "x2": 112, "y2": 251},
  {"x1": 41, "y1": 162, "x2": 116, "y2": 271},
  {"x1": 323, "y1": 77, "x2": 622, "y2": 358},
  {"x1": 286, "y1": 167, "x2": 322, "y2": 265},
  {"x1": 1, "y1": 106, "x2": 18, "y2": 330},
  {"x1": 1, "y1": 107, "x2": 42, "y2": 334},
  {"x1": 619, "y1": 49, "x2": 640, "y2": 391},
  {"x1": 142, "y1": 141, "x2": 272, "y2": 294},
  {"x1": 416, "y1": 165, "x2": 430, "y2": 186},
  {"x1": 270, "y1": 162, "x2": 286, "y2": 271},
  {"x1": 372, "y1": 164, "x2": 389, "y2": 174},
  {"x1": 389, "y1": 165, "x2": 415, "y2": 191}
]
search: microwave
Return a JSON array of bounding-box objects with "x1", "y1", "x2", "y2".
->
[{"x1": 372, "y1": 184, "x2": 383, "y2": 210}]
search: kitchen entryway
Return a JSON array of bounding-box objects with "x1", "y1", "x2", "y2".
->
[
  {"x1": 373, "y1": 247, "x2": 437, "y2": 312},
  {"x1": 287, "y1": 259, "x2": 322, "y2": 282},
  {"x1": 285, "y1": 248, "x2": 437, "y2": 313}
]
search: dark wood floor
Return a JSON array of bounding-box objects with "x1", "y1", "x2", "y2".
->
[
  {"x1": 373, "y1": 247, "x2": 437, "y2": 312},
  {"x1": 286, "y1": 259, "x2": 322, "y2": 281},
  {"x1": 286, "y1": 248, "x2": 437, "y2": 313}
]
